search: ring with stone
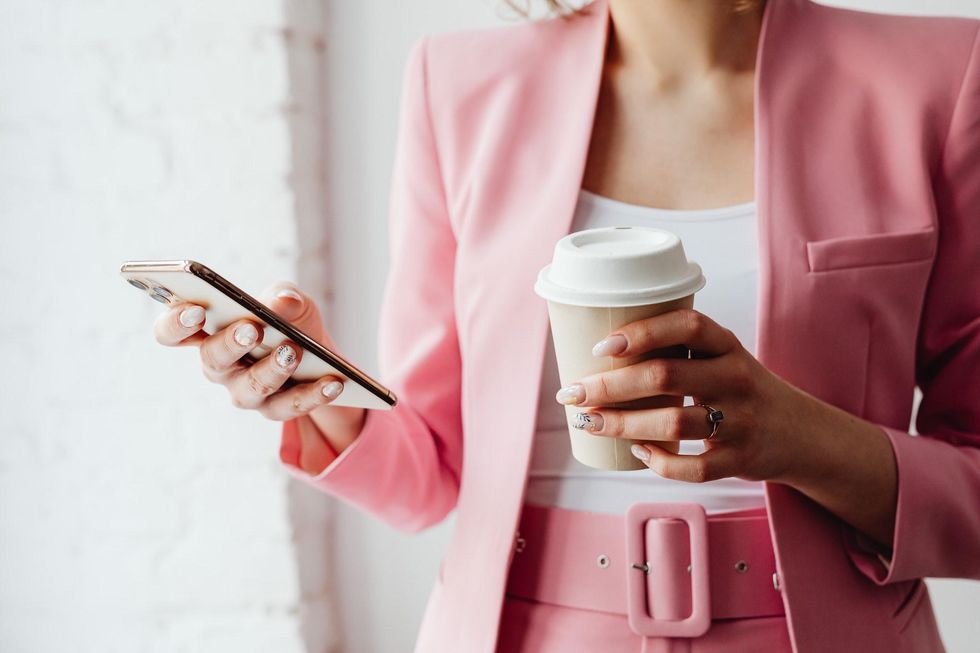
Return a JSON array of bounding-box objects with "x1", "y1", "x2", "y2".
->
[{"x1": 695, "y1": 402, "x2": 724, "y2": 440}]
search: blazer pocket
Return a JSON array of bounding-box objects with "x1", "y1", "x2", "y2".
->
[{"x1": 806, "y1": 228, "x2": 937, "y2": 273}]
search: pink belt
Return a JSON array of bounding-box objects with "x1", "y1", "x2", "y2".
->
[{"x1": 506, "y1": 502, "x2": 785, "y2": 638}]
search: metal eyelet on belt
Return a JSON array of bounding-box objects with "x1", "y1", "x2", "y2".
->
[{"x1": 597, "y1": 554, "x2": 610, "y2": 569}]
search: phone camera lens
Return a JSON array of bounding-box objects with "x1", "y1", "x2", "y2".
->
[
  {"x1": 127, "y1": 278, "x2": 149, "y2": 291},
  {"x1": 149, "y1": 285, "x2": 175, "y2": 304}
]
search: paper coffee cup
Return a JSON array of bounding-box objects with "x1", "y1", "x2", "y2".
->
[{"x1": 534, "y1": 226, "x2": 706, "y2": 471}]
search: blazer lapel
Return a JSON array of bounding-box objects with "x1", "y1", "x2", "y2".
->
[
  {"x1": 439, "y1": 0, "x2": 614, "y2": 646},
  {"x1": 439, "y1": 0, "x2": 881, "y2": 650}
]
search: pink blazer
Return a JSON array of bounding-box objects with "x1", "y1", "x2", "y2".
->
[{"x1": 283, "y1": 0, "x2": 980, "y2": 650}]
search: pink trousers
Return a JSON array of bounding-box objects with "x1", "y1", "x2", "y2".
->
[{"x1": 495, "y1": 596, "x2": 792, "y2": 652}]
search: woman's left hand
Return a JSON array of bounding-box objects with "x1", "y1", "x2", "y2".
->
[{"x1": 555, "y1": 307, "x2": 826, "y2": 485}]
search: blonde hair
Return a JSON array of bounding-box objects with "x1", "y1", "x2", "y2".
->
[{"x1": 503, "y1": 0, "x2": 767, "y2": 19}]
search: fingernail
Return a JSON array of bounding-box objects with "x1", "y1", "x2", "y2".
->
[
  {"x1": 276, "y1": 288, "x2": 303, "y2": 302},
  {"x1": 631, "y1": 444, "x2": 650, "y2": 462},
  {"x1": 572, "y1": 412, "x2": 603, "y2": 432},
  {"x1": 556, "y1": 384, "x2": 585, "y2": 405},
  {"x1": 275, "y1": 344, "x2": 297, "y2": 368},
  {"x1": 322, "y1": 381, "x2": 344, "y2": 400},
  {"x1": 234, "y1": 323, "x2": 259, "y2": 347},
  {"x1": 592, "y1": 334, "x2": 627, "y2": 357},
  {"x1": 179, "y1": 306, "x2": 205, "y2": 327}
]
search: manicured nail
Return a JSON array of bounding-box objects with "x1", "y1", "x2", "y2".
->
[
  {"x1": 556, "y1": 384, "x2": 586, "y2": 405},
  {"x1": 572, "y1": 412, "x2": 603, "y2": 432},
  {"x1": 234, "y1": 323, "x2": 259, "y2": 347},
  {"x1": 276, "y1": 288, "x2": 302, "y2": 302},
  {"x1": 179, "y1": 306, "x2": 205, "y2": 327},
  {"x1": 275, "y1": 344, "x2": 297, "y2": 368},
  {"x1": 322, "y1": 380, "x2": 344, "y2": 400},
  {"x1": 592, "y1": 334, "x2": 627, "y2": 357},
  {"x1": 631, "y1": 444, "x2": 651, "y2": 462}
]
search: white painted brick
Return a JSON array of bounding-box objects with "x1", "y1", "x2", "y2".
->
[{"x1": 0, "y1": 0, "x2": 309, "y2": 650}]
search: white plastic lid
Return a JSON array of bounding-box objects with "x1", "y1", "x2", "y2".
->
[{"x1": 534, "y1": 226, "x2": 705, "y2": 307}]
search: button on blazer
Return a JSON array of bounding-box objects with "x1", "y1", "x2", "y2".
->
[{"x1": 283, "y1": 0, "x2": 980, "y2": 650}]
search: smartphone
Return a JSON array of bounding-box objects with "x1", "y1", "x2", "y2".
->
[{"x1": 120, "y1": 260, "x2": 396, "y2": 411}]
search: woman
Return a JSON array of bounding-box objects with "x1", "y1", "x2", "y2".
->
[{"x1": 153, "y1": 0, "x2": 980, "y2": 650}]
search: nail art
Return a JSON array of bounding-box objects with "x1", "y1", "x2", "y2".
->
[
  {"x1": 179, "y1": 306, "x2": 205, "y2": 327},
  {"x1": 572, "y1": 412, "x2": 603, "y2": 432},
  {"x1": 556, "y1": 384, "x2": 586, "y2": 405},
  {"x1": 592, "y1": 334, "x2": 627, "y2": 357},
  {"x1": 322, "y1": 381, "x2": 343, "y2": 400},
  {"x1": 275, "y1": 344, "x2": 297, "y2": 368},
  {"x1": 631, "y1": 444, "x2": 651, "y2": 462},
  {"x1": 234, "y1": 323, "x2": 259, "y2": 347}
]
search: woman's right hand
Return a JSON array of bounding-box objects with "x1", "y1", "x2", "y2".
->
[{"x1": 153, "y1": 282, "x2": 367, "y2": 473}]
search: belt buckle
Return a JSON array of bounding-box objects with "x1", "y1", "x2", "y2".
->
[{"x1": 624, "y1": 502, "x2": 711, "y2": 638}]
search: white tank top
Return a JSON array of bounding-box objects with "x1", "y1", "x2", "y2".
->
[{"x1": 525, "y1": 188, "x2": 767, "y2": 515}]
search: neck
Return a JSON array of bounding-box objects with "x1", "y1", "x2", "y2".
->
[{"x1": 607, "y1": 0, "x2": 766, "y2": 85}]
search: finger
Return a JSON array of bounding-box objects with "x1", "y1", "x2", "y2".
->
[
  {"x1": 261, "y1": 282, "x2": 341, "y2": 354},
  {"x1": 258, "y1": 376, "x2": 345, "y2": 421},
  {"x1": 260, "y1": 281, "x2": 320, "y2": 329},
  {"x1": 154, "y1": 302, "x2": 207, "y2": 347},
  {"x1": 570, "y1": 405, "x2": 716, "y2": 441},
  {"x1": 199, "y1": 320, "x2": 264, "y2": 383},
  {"x1": 563, "y1": 356, "x2": 731, "y2": 407},
  {"x1": 226, "y1": 342, "x2": 302, "y2": 409},
  {"x1": 594, "y1": 308, "x2": 738, "y2": 360},
  {"x1": 631, "y1": 443, "x2": 740, "y2": 483}
]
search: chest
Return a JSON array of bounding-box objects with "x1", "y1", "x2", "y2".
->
[
  {"x1": 580, "y1": 66, "x2": 756, "y2": 209},
  {"x1": 449, "y1": 36, "x2": 939, "y2": 431}
]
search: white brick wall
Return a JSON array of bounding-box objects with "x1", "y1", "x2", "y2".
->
[
  {"x1": 4, "y1": 1, "x2": 978, "y2": 652},
  {"x1": 0, "y1": 1, "x2": 309, "y2": 651}
]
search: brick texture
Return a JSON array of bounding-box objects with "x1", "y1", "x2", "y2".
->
[{"x1": 0, "y1": 1, "x2": 308, "y2": 651}]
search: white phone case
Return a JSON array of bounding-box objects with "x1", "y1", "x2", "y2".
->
[{"x1": 120, "y1": 260, "x2": 395, "y2": 411}]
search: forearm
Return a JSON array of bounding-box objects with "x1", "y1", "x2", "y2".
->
[
  {"x1": 777, "y1": 387, "x2": 899, "y2": 552},
  {"x1": 282, "y1": 400, "x2": 463, "y2": 532}
]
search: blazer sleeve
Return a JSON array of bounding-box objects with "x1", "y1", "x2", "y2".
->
[
  {"x1": 843, "y1": 24, "x2": 980, "y2": 585},
  {"x1": 279, "y1": 36, "x2": 463, "y2": 533}
]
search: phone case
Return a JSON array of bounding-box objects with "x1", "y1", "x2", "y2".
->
[{"x1": 120, "y1": 260, "x2": 395, "y2": 411}]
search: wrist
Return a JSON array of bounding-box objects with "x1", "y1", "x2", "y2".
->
[
  {"x1": 770, "y1": 389, "x2": 838, "y2": 489},
  {"x1": 307, "y1": 403, "x2": 368, "y2": 455},
  {"x1": 769, "y1": 393, "x2": 899, "y2": 549}
]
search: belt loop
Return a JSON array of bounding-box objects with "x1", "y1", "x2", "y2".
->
[{"x1": 640, "y1": 635, "x2": 688, "y2": 653}]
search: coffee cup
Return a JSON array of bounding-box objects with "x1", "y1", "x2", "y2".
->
[{"x1": 534, "y1": 226, "x2": 706, "y2": 471}]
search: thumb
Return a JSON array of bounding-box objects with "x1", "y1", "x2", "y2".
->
[{"x1": 260, "y1": 282, "x2": 327, "y2": 341}]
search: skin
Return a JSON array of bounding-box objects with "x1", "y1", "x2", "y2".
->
[
  {"x1": 154, "y1": 283, "x2": 366, "y2": 475},
  {"x1": 567, "y1": 0, "x2": 898, "y2": 553},
  {"x1": 157, "y1": 0, "x2": 897, "y2": 555}
]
